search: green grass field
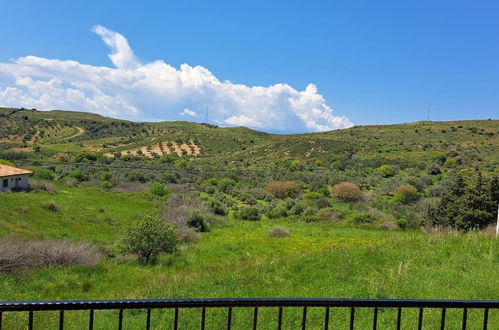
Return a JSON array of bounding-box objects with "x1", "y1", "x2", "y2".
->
[{"x1": 0, "y1": 184, "x2": 498, "y2": 328}]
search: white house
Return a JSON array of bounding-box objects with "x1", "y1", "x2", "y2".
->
[{"x1": 0, "y1": 164, "x2": 33, "y2": 192}]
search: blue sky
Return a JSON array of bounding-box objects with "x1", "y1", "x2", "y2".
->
[{"x1": 0, "y1": 0, "x2": 498, "y2": 132}]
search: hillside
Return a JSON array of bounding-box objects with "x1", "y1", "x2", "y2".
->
[{"x1": 1, "y1": 107, "x2": 497, "y2": 172}]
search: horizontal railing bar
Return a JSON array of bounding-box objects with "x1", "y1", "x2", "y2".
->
[{"x1": 0, "y1": 298, "x2": 498, "y2": 312}]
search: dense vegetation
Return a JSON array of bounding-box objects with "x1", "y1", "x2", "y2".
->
[{"x1": 0, "y1": 108, "x2": 498, "y2": 327}]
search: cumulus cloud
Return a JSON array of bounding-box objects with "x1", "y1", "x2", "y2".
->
[
  {"x1": 0, "y1": 25, "x2": 352, "y2": 132},
  {"x1": 180, "y1": 108, "x2": 198, "y2": 117}
]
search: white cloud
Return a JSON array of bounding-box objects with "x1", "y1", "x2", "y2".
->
[
  {"x1": 225, "y1": 115, "x2": 262, "y2": 127},
  {"x1": 0, "y1": 26, "x2": 353, "y2": 132},
  {"x1": 180, "y1": 108, "x2": 198, "y2": 117}
]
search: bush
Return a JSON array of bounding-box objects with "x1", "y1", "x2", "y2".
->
[
  {"x1": 100, "y1": 181, "x2": 113, "y2": 191},
  {"x1": 315, "y1": 198, "x2": 331, "y2": 209},
  {"x1": 427, "y1": 162, "x2": 442, "y2": 175},
  {"x1": 332, "y1": 182, "x2": 362, "y2": 202},
  {"x1": 351, "y1": 213, "x2": 377, "y2": 224},
  {"x1": 99, "y1": 171, "x2": 113, "y2": 181},
  {"x1": 268, "y1": 226, "x2": 291, "y2": 238},
  {"x1": 149, "y1": 182, "x2": 171, "y2": 198},
  {"x1": 30, "y1": 180, "x2": 56, "y2": 193},
  {"x1": 266, "y1": 204, "x2": 288, "y2": 219},
  {"x1": 0, "y1": 237, "x2": 101, "y2": 273},
  {"x1": 377, "y1": 165, "x2": 396, "y2": 177},
  {"x1": 42, "y1": 201, "x2": 60, "y2": 212},
  {"x1": 393, "y1": 184, "x2": 419, "y2": 204},
  {"x1": 33, "y1": 168, "x2": 55, "y2": 180},
  {"x1": 186, "y1": 210, "x2": 210, "y2": 232},
  {"x1": 396, "y1": 218, "x2": 408, "y2": 229},
  {"x1": 68, "y1": 169, "x2": 89, "y2": 182},
  {"x1": 265, "y1": 181, "x2": 300, "y2": 198},
  {"x1": 218, "y1": 178, "x2": 237, "y2": 193},
  {"x1": 121, "y1": 217, "x2": 178, "y2": 264},
  {"x1": 238, "y1": 206, "x2": 261, "y2": 221},
  {"x1": 208, "y1": 200, "x2": 228, "y2": 216}
]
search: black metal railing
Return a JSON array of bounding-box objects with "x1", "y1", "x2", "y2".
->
[{"x1": 0, "y1": 298, "x2": 497, "y2": 329}]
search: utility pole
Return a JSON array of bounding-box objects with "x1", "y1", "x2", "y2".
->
[
  {"x1": 205, "y1": 107, "x2": 209, "y2": 124},
  {"x1": 426, "y1": 100, "x2": 432, "y2": 121}
]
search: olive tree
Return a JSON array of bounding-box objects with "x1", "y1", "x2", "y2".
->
[{"x1": 121, "y1": 217, "x2": 177, "y2": 264}]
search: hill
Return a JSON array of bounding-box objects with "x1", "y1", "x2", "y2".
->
[{"x1": 1, "y1": 107, "x2": 497, "y2": 172}]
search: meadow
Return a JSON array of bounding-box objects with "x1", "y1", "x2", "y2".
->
[{"x1": 0, "y1": 184, "x2": 498, "y2": 328}]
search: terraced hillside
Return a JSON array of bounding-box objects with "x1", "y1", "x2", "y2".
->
[{"x1": 1, "y1": 107, "x2": 497, "y2": 174}]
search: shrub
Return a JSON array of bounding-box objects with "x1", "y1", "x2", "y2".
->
[
  {"x1": 264, "y1": 181, "x2": 300, "y2": 198},
  {"x1": 266, "y1": 204, "x2": 288, "y2": 219},
  {"x1": 208, "y1": 200, "x2": 228, "y2": 216},
  {"x1": 55, "y1": 153, "x2": 71, "y2": 163},
  {"x1": 149, "y1": 182, "x2": 171, "y2": 198},
  {"x1": 33, "y1": 168, "x2": 55, "y2": 180},
  {"x1": 427, "y1": 162, "x2": 442, "y2": 175},
  {"x1": 238, "y1": 206, "x2": 261, "y2": 221},
  {"x1": 187, "y1": 211, "x2": 210, "y2": 232},
  {"x1": 377, "y1": 165, "x2": 396, "y2": 177},
  {"x1": 100, "y1": 181, "x2": 113, "y2": 191},
  {"x1": 42, "y1": 201, "x2": 60, "y2": 212},
  {"x1": 331, "y1": 182, "x2": 362, "y2": 202},
  {"x1": 121, "y1": 217, "x2": 178, "y2": 264},
  {"x1": 29, "y1": 240, "x2": 102, "y2": 268},
  {"x1": 0, "y1": 237, "x2": 102, "y2": 273},
  {"x1": 352, "y1": 213, "x2": 377, "y2": 224},
  {"x1": 396, "y1": 218, "x2": 408, "y2": 229},
  {"x1": 268, "y1": 226, "x2": 291, "y2": 238},
  {"x1": 218, "y1": 178, "x2": 237, "y2": 193},
  {"x1": 99, "y1": 171, "x2": 113, "y2": 181},
  {"x1": 393, "y1": 184, "x2": 419, "y2": 204},
  {"x1": 68, "y1": 169, "x2": 89, "y2": 182},
  {"x1": 30, "y1": 180, "x2": 56, "y2": 193},
  {"x1": 315, "y1": 198, "x2": 331, "y2": 209}
]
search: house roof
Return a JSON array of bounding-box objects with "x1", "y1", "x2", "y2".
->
[{"x1": 0, "y1": 164, "x2": 33, "y2": 177}]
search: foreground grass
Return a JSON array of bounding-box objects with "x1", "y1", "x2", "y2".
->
[
  {"x1": 0, "y1": 218, "x2": 498, "y2": 328},
  {"x1": 0, "y1": 183, "x2": 156, "y2": 245}
]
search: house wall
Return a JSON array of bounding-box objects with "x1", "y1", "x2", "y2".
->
[{"x1": 0, "y1": 175, "x2": 30, "y2": 192}]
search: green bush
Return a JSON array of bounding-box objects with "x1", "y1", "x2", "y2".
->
[
  {"x1": 99, "y1": 171, "x2": 113, "y2": 181},
  {"x1": 208, "y1": 200, "x2": 227, "y2": 216},
  {"x1": 68, "y1": 170, "x2": 89, "y2": 182},
  {"x1": 33, "y1": 168, "x2": 55, "y2": 181},
  {"x1": 149, "y1": 182, "x2": 170, "y2": 198},
  {"x1": 218, "y1": 178, "x2": 237, "y2": 193},
  {"x1": 238, "y1": 206, "x2": 261, "y2": 221},
  {"x1": 266, "y1": 204, "x2": 288, "y2": 219},
  {"x1": 121, "y1": 217, "x2": 177, "y2": 264},
  {"x1": 393, "y1": 184, "x2": 419, "y2": 204},
  {"x1": 187, "y1": 211, "x2": 210, "y2": 232},
  {"x1": 396, "y1": 218, "x2": 408, "y2": 229},
  {"x1": 377, "y1": 165, "x2": 396, "y2": 177},
  {"x1": 352, "y1": 213, "x2": 377, "y2": 224},
  {"x1": 100, "y1": 181, "x2": 113, "y2": 191}
]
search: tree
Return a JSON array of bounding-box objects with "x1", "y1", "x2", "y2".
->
[
  {"x1": 428, "y1": 170, "x2": 498, "y2": 231},
  {"x1": 121, "y1": 217, "x2": 177, "y2": 264}
]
